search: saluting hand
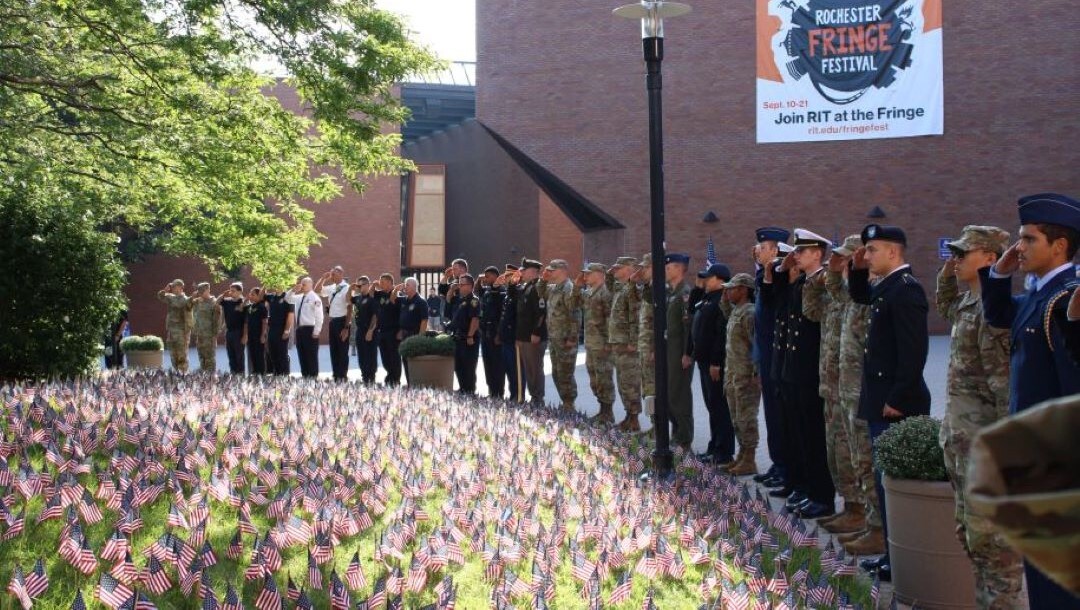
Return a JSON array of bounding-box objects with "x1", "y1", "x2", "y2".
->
[
  {"x1": 828, "y1": 253, "x2": 847, "y2": 273},
  {"x1": 994, "y1": 239, "x2": 1022, "y2": 275},
  {"x1": 852, "y1": 246, "x2": 869, "y2": 270},
  {"x1": 942, "y1": 258, "x2": 957, "y2": 278}
]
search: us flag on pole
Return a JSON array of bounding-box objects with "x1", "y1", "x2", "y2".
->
[
  {"x1": 25, "y1": 557, "x2": 49, "y2": 599},
  {"x1": 254, "y1": 573, "x2": 282, "y2": 610},
  {"x1": 344, "y1": 551, "x2": 366, "y2": 590},
  {"x1": 98, "y1": 572, "x2": 134, "y2": 610},
  {"x1": 7, "y1": 565, "x2": 31, "y2": 610}
]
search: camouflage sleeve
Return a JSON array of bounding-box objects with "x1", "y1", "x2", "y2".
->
[
  {"x1": 825, "y1": 270, "x2": 849, "y2": 304},
  {"x1": 568, "y1": 282, "x2": 583, "y2": 312},
  {"x1": 801, "y1": 272, "x2": 827, "y2": 322},
  {"x1": 935, "y1": 265, "x2": 961, "y2": 323},
  {"x1": 157, "y1": 290, "x2": 170, "y2": 304},
  {"x1": 627, "y1": 282, "x2": 640, "y2": 340},
  {"x1": 977, "y1": 314, "x2": 1012, "y2": 420},
  {"x1": 741, "y1": 309, "x2": 757, "y2": 376},
  {"x1": 720, "y1": 300, "x2": 733, "y2": 319}
]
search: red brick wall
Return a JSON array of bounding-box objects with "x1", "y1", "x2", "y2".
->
[
  {"x1": 538, "y1": 191, "x2": 584, "y2": 273},
  {"x1": 477, "y1": 0, "x2": 1080, "y2": 332}
]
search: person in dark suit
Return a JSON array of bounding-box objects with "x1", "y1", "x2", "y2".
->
[
  {"x1": 751, "y1": 227, "x2": 791, "y2": 487},
  {"x1": 848, "y1": 224, "x2": 931, "y2": 582},
  {"x1": 979, "y1": 193, "x2": 1080, "y2": 609},
  {"x1": 686, "y1": 263, "x2": 735, "y2": 465},
  {"x1": 478, "y1": 267, "x2": 507, "y2": 399}
]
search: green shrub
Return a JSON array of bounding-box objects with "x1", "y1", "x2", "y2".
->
[
  {"x1": 399, "y1": 333, "x2": 455, "y2": 359},
  {"x1": 873, "y1": 415, "x2": 948, "y2": 481},
  {"x1": 0, "y1": 189, "x2": 126, "y2": 379},
  {"x1": 120, "y1": 335, "x2": 165, "y2": 352}
]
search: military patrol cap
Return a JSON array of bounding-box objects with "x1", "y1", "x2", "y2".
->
[
  {"x1": 697, "y1": 263, "x2": 732, "y2": 281},
  {"x1": 545, "y1": 259, "x2": 569, "y2": 271},
  {"x1": 504, "y1": 263, "x2": 519, "y2": 272},
  {"x1": 196, "y1": 281, "x2": 210, "y2": 291},
  {"x1": 756, "y1": 226, "x2": 791, "y2": 243},
  {"x1": 831, "y1": 234, "x2": 862, "y2": 256},
  {"x1": 792, "y1": 228, "x2": 832, "y2": 249},
  {"x1": 861, "y1": 224, "x2": 907, "y2": 246},
  {"x1": 635, "y1": 253, "x2": 652, "y2": 267},
  {"x1": 1017, "y1": 193, "x2": 1080, "y2": 231},
  {"x1": 520, "y1": 258, "x2": 543, "y2": 271},
  {"x1": 582, "y1": 262, "x2": 607, "y2": 274},
  {"x1": 723, "y1": 273, "x2": 756, "y2": 290},
  {"x1": 611, "y1": 256, "x2": 638, "y2": 268},
  {"x1": 777, "y1": 243, "x2": 794, "y2": 257},
  {"x1": 171, "y1": 279, "x2": 185, "y2": 287},
  {"x1": 483, "y1": 265, "x2": 500, "y2": 275},
  {"x1": 664, "y1": 253, "x2": 690, "y2": 265},
  {"x1": 947, "y1": 225, "x2": 1010, "y2": 255}
]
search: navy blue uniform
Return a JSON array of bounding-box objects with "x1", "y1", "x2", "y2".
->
[
  {"x1": 754, "y1": 267, "x2": 786, "y2": 475},
  {"x1": 850, "y1": 264, "x2": 931, "y2": 563},
  {"x1": 374, "y1": 290, "x2": 402, "y2": 386},
  {"x1": 479, "y1": 285, "x2": 507, "y2": 398},
  {"x1": 452, "y1": 294, "x2": 481, "y2": 394},
  {"x1": 500, "y1": 284, "x2": 522, "y2": 401},
  {"x1": 685, "y1": 289, "x2": 735, "y2": 462},
  {"x1": 221, "y1": 298, "x2": 247, "y2": 374},
  {"x1": 244, "y1": 301, "x2": 268, "y2": 375},
  {"x1": 351, "y1": 292, "x2": 378, "y2": 384},
  {"x1": 398, "y1": 293, "x2": 428, "y2": 384},
  {"x1": 439, "y1": 282, "x2": 464, "y2": 329},
  {"x1": 265, "y1": 293, "x2": 293, "y2": 375}
]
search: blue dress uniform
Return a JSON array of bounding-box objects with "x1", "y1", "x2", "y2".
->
[
  {"x1": 849, "y1": 224, "x2": 931, "y2": 569},
  {"x1": 686, "y1": 264, "x2": 735, "y2": 463},
  {"x1": 980, "y1": 193, "x2": 1080, "y2": 609},
  {"x1": 398, "y1": 292, "x2": 428, "y2": 384},
  {"x1": 452, "y1": 293, "x2": 481, "y2": 394},
  {"x1": 374, "y1": 289, "x2": 403, "y2": 386},
  {"x1": 500, "y1": 264, "x2": 522, "y2": 401},
  {"x1": 753, "y1": 227, "x2": 791, "y2": 482},
  {"x1": 479, "y1": 272, "x2": 507, "y2": 398},
  {"x1": 351, "y1": 291, "x2": 379, "y2": 384},
  {"x1": 265, "y1": 292, "x2": 293, "y2": 375}
]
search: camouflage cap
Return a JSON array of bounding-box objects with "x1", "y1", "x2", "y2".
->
[
  {"x1": 723, "y1": 273, "x2": 756, "y2": 290},
  {"x1": 582, "y1": 262, "x2": 607, "y2": 274},
  {"x1": 196, "y1": 281, "x2": 211, "y2": 291},
  {"x1": 546, "y1": 259, "x2": 569, "y2": 271},
  {"x1": 170, "y1": 279, "x2": 185, "y2": 287},
  {"x1": 636, "y1": 253, "x2": 652, "y2": 267},
  {"x1": 831, "y1": 234, "x2": 862, "y2": 256},
  {"x1": 947, "y1": 225, "x2": 1010, "y2": 255},
  {"x1": 611, "y1": 256, "x2": 639, "y2": 268}
]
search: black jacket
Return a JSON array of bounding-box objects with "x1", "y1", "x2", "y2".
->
[
  {"x1": 686, "y1": 290, "x2": 727, "y2": 367},
  {"x1": 849, "y1": 264, "x2": 931, "y2": 422},
  {"x1": 772, "y1": 267, "x2": 822, "y2": 385}
]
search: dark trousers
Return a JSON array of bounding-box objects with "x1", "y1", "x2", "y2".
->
[
  {"x1": 454, "y1": 339, "x2": 480, "y2": 394},
  {"x1": 400, "y1": 331, "x2": 417, "y2": 383},
  {"x1": 868, "y1": 419, "x2": 892, "y2": 559},
  {"x1": 328, "y1": 317, "x2": 349, "y2": 381},
  {"x1": 357, "y1": 335, "x2": 378, "y2": 384},
  {"x1": 1025, "y1": 561, "x2": 1079, "y2": 609},
  {"x1": 295, "y1": 326, "x2": 319, "y2": 378},
  {"x1": 247, "y1": 340, "x2": 266, "y2": 375},
  {"x1": 266, "y1": 332, "x2": 290, "y2": 375},
  {"x1": 481, "y1": 336, "x2": 505, "y2": 398},
  {"x1": 378, "y1": 332, "x2": 402, "y2": 386},
  {"x1": 225, "y1": 329, "x2": 245, "y2": 374},
  {"x1": 697, "y1": 360, "x2": 735, "y2": 460},
  {"x1": 761, "y1": 358, "x2": 786, "y2": 475},
  {"x1": 796, "y1": 386, "x2": 835, "y2": 505},
  {"x1": 502, "y1": 341, "x2": 521, "y2": 402},
  {"x1": 780, "y1": 381, "x2": 805, "y2": 491}
]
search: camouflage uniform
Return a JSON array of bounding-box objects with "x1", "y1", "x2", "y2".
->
[
  {"x1": 191, "y1": 294, "x2": 222, "y2": 372},
  {"x1": 608, "y1": 265, "x2": 642, "y2": 418},
  {"x1": 838, "y1": 277, "x2": 878, "y2": 527},
  {"x1": 812, "y1": 269, "x2": 857, "y2": 506},
  {"x1": 636, "y1": 260, "x2": 656, "y2": 399},
  {"x1": 157, "y1": 285, "x2": 193, "y2": 373},
  {"x1": 723, "y1": 296, "x2": 760, "y2": 455},
  {"x1": 542, "y1": 273, "x2": 580, "y2": 409},
  {"x1": 580, "y1": 270, "x2": 615, "y2": 412},
  {"x1": 936, "y1": 259, "x2": 1023, "y2": 609}
]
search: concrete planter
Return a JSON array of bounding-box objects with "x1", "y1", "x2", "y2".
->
[
  {"x1": 125, "y1": 350, "x2": 164, "y2": 369},
  {"x1": 884, "y1": 475, "x2": 976, "y2": 609},
  {"x1": 405, "y1": 355, "x2": 454, "y2": 391}
]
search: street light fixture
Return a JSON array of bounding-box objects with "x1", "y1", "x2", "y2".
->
[{"x1": 614, "y1": 1, "x2": 691, "y2": 481}]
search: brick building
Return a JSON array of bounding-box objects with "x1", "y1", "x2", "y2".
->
[{"x1": 127, "y1": 1, "x2": 1078, "y2": 336}]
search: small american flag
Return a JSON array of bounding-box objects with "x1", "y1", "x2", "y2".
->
[
  {"x1": 306, "y1": 550, "x2": 322, "y2": 590},
  {"x1": 253, "y1": 573, "x2": 282, "y2": 610},
  {"x1": 7, "y1": 565, "x2": 31, "y2": 610},
  {"x1": 25, "y1": 557, "x2": 49, "y2": 599},
  {"x1": 345, "y1": 551, "x2": 366, "y2": 590},
  {"x1": 98, "y1": 572, "x2": 134, "y2": 610},
  {"x1": 607, "y1": 570, "x2": 632, "y2": 606},
  {"x1": 706, "y1": 235, "x2": 718, "y2": 266}
]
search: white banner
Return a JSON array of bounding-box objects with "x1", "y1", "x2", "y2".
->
[{"x1": 756, "y1": 0, "x2": 943, "y2": 143}]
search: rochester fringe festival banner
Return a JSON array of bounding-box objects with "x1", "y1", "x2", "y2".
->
[{"x1": 756, "y1": 0, "x2": 943, "y2": 143}]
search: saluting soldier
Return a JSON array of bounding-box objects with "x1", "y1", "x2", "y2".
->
[
  {"x1": 478, "y1": 266, "x2": 507, "y2": 399},
  {"x1": 936, "y1": 225, "x2": 1023, "y2": 609},
  {"x1": 514, "y1": 259, "x2": 548, "y2": 407},
  {"x1": 349, "y1": 277, "x2": 379, "y2": 385},
  {"x1": 722, "y1": 273, "x2": 761, "y2": 476},
  {"x1": 450, "y1": 274, "x2": 481, "y2": 394},
  {"x1": 686, "y1": 263, "x2": 734, "y2": 465},
  {"x1": 191, "y1": 282, "x2": 222, "y2": 372},
  {"x1": 608, "y1": 257, "x2": 643, "y2": 431},
  {"x1": 665, "y1": 253, "x2": 695, "y2": 451},
  {"x1": 498, "y1": 264, "x2": 522, "y2": 401},
  {"x1": 633, "y1": 254, "x2": 656, "y2": 424},
  {"x1": 439, "y1": 258, "x2": 470, "y2": 322},
  {"x1": 576, "y1": 263, "x2": 615, "y2": 423},
  {"x1": 543, "y1": 259, "x2": 580, "y2": 412},
  {"x1": 220, "y1": 282, "x2": 247, "y2": 374},
  {"x1": 849, "y1": 223, "x2": 932, "y2": 582},
  {"x1": 373, "y1": 273, "x2": 403, "y2": 386},
  {"x1": 398, "y1": 277, "x2": 428, "y2": 384},
  {"x1": 242, "y1": 287, "x2": 268, "y2": 375},
  {"x1": 751, "y1": 228, "x2": 791, "y2": 486},
  {"x1": 157, "y1": 279, "x2": 194, "y2": 373},
  {"x1": 264, "y1": 285, "x2": 294, "y2": 375},
  {"x1": 980, "y1": 193, "x2": 1080, "y2": 608}
]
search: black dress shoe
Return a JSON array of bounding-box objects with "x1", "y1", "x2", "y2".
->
[
  {"x1": 753, "y1": 466, "x2": 778, "y2": 483},
  {"x1": 762, "y1": 475, "x2": 785, "y2": 487},
  {"x1": 859, "y1": 556, "x2": 887, "y2": 573},
  {"x1": 695, "y1": 452, "x2": 714, "y2": 462},
  {"x1": 768, "y1": 487, "x2": 793, "y2": 498},
  {"x1": 787, "y1": 497, "x2": 812, "y2": 512},
  {"x1": 783, "y1": 491, "x2": 807, "y2": 508},
  {"x1": 797, "y1": 501, "x2": 835, "y2": 519},
  {"x1": 876, "y1": 562, "x2": 891, "y2": 581}
]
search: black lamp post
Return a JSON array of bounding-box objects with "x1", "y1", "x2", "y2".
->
[{"x1": 613, "y1": 1, "x2": 691, "y2": 481}]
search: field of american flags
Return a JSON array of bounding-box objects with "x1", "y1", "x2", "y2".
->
[{"x1": 0, "y1": 372, "x2": 875, "y2": 609}]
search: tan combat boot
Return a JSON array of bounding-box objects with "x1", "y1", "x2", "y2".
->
[
  {"x1": 590, "y1": 404, "x2": 615, "y2": 425},
  {"x1": 729, "y1": 447, "x2": 758, "y2": 476},
  {"x1": 616, "y1": 414, "x2": 641, "y2": 432},
  {"x1": 842, "y1": 527, "x2": 886, "y2": 555},
  {"x1": 823, "y1": 504, "x2": 867, "y2": 534}
]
